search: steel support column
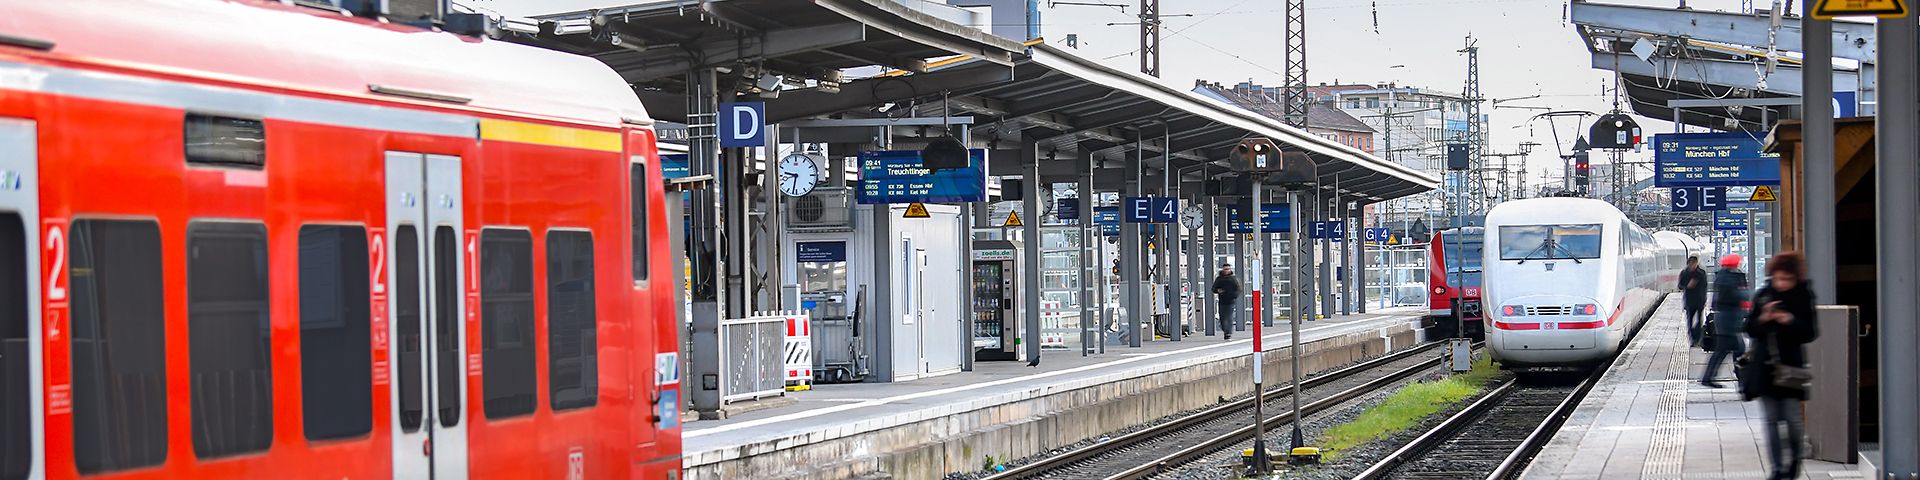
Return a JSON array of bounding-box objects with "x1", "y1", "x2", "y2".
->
[
  {"x1": 1355, "y1": 201, "x2": 1369, "y2": 314},
  {"x1": 1875, "y1": 10, "x2": 1920, "y2": 477},
  {"x1": 1233, "y1": 218, "x2": 1248, "y2": 332},
  {"x1": 1802, "y1": 4, "x2": 1838, "y2": 303},
  {"x1": 1124, "y1": 142, "x2": 1145, "y2": 347},
  {"x1": 687, "y1": 68, "x2": 723, "y2": 415},
  {"x1": 1023, "y1": 140, "x2": 1045, "y2": 364},
  {"x1": 1080, "y1": 160, "x2": 1097, "y2": 355},
  {"x1": 1203, "y1": 198, "x2": 1218, "y2": 336}
]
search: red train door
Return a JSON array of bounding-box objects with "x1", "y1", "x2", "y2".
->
[
  {"x1": 0, "y1": 118, "x2": 41, "y2": 480},
  {"x1": 385, "y1": 152, "x2": 469, "y2": 478}
]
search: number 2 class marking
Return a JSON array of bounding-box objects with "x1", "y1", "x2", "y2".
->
[{"x1": 44, "y1": 224, "x2": 65, "y2": 302}]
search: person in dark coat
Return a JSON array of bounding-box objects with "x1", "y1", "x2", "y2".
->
[
  {"x1": 1741, "y1": 252, "x2": 1817, "y2": 480},
  {"x1": 1211, "y1": 264, "x2": 1241, "y2": 341},
  {"x1": 1701, "y1": 254, "x2": 1748, "y2": 388},
  {"x1": 1678, "y1": 256, "x2": 1708, "y2": 345}
]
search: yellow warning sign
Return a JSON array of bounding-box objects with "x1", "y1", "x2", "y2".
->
[
  {"x1": 1813, "y1": 0, "x2": 1907, "y2": 19},
  {"x1": 1750, "y1": 185, "x2": 1778, "y2": 202},
  {"x1": 903, "y1": 202, "x2": 931, "y2": 218},
  {"x1": 1004, "y1": 211, "x2": 1024, "y2": 227},
  {"x1": 1387, "y1": 234, "x2": 1400, "y2": 245}
]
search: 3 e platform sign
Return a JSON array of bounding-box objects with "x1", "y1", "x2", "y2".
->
[{"x1": 1813, "y1": 0, "x2": 1907, "y2": 18}]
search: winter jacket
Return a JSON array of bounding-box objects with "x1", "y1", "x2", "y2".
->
[
  {"x1": 1740, "y1": 280, "x2": 1818, "y2": 400},
  {"x1": 1211, "y1": 273, "x2": 1241, "y2": 303},
  {"x1": 1679, "y1": 267, "x2": 1708, "y2": 310},
  {"x1": 1711, "y1": 269, "x2": 1749, "y2": 316}
]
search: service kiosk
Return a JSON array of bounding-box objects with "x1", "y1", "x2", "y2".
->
[{"x1": 972, "y1": 239, "x2": 1023, "y2": 361}]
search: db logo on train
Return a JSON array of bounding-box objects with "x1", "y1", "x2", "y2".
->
[{"x1": 567, "y1": 447, "x2": 586, "y2": 480}]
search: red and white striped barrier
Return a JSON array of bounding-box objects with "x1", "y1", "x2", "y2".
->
[{"x1": 781, "y1": 311, "x2": 813, "y2": 391}]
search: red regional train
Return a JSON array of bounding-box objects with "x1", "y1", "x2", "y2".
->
[
  {"x1": 1426, "y1": 227, "x2": 1485, "y2": 339},
  {"x1": 0, "y1": 1, "x2": 682, "y2": 478}
]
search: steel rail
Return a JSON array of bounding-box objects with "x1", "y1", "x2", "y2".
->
[
  {"x1": 1485, "y1": 369, "x2": 1607, "y2": 479},
  {"x1": 1351, "y1": 379, "x2": 1520, "y2": 480},
  {"x1": 1102, "y1": 347, "x2": 1469, "y2": 480},
  {"x1": 981, "y1": 341, "x2": 1444, "y2": 480}
]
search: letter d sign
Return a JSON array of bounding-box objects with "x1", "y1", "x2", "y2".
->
[{"x1": 719, "y1": 102, "x2": 766, "y2": 147}]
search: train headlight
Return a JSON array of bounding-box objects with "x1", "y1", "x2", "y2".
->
[
  {"x1": 1502, "y1": 305, "x2": 1516, "y2": 316},
  {"x1": 1580, "y1": 304, "x2": 1597, "y2": 315},
  {"x1": 1433, "y1": 286, "x2": 1447, "y2": 295}
]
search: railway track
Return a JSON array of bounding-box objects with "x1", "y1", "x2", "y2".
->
[
  {"x1": 1352, "y1": 370, "x2": 1602, "y2": 480},
  {"x1": 978, "y1": 341, "x2": 1457, "y2": 480}
]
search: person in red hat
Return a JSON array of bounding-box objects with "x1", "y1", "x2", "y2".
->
[{"x1": 1702, "y1": 253, "x2": 1749, "y2": 388}]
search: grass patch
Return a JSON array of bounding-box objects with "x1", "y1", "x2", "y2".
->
[{"x1": 1317, "y1": 355, "x2": 1499, "y2": 460}]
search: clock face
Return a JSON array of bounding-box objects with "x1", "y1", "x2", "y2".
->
[
  {"x1": 1180, "y1": 206, "x2": 1205, "y2": 229},
  {"x1": 777, "y1": 153, "x2": 821, "y2": 197}
]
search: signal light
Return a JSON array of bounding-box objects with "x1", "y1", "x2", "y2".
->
[{"x1": 1573, "y1": 151, "x2": 1591, "y2": 188}]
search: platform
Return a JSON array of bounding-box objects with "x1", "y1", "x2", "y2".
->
[
  {"x1": 1523, "y1": 297, "x2": 1862, "y2": 479},
  {"x1": 682, "y1": 308, "x2": 1426, "y2": 479}
]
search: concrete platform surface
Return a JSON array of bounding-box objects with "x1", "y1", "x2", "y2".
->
[
  {"x1": 682, "y1": 307, "x2": 1426, "y2": 475},
  {"x1": 1523, "y1": 297, "x2": 1862, "y2": 479}
]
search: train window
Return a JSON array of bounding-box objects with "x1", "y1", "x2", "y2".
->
[
  {"x1": 297, "y1": 225, "x2": 372, "y2": 441},
  {"x1": 546, "y1": 230, "x2": 597, "y2": 411},
  {"x1": 432, "y1": 226, "x2": 460, "y2": 428},
  {"x1": 395, "y1": 226, "x2": 424, "y2": 432},
  {"x1": 1, "y1": 213, "x2": 26, "y2": 479},
  {"x1": 69, "y1": 219, "x2": 167, "y2": 474},
  {"x1": 1497, "y1": 224, "x2": 1604, "y2": 261},
  {"x1": 184, "y1": 114, "x2": 265, "y2": 169},
  {"x1": 630, "y1": 161, "x2": 649, "y2": 281},
  {"x1": 186, "y1": 222, "x2": 272, "y2": 459},
  {"x1": 480, "y1": 229, "x2": 536, "y2": 419}
]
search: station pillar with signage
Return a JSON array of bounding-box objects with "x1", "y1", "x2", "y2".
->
[{"x1": 972, "y1": 240, "x2": 1024, "y2": 361}]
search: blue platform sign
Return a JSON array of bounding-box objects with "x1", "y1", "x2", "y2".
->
[
  {"x1": 718, "y1": 102, "x2": 766, "y2": 147},
  {"x1": 660, "y1": 154, "x2": 691, "y2": 180},
  {"x1": 855, "y1": 149, "x2": 987, "y2": 204},
  {"x1": 1672, "y1": 186, "x2": 1729, "y2": 211},
  {"x1": 1714, "y1": 210, "x2": 1750, "y2": 231},
  {"x1": 1310, "y1": 220, "x2": 1347, "y2": 240},
  {"x1": 795, "y1": 241, "x2": 847, "y2": 263},
  {"x1": 1725, "y1": 201, "x2": 1762, "y2": 213},
  {"x1": 1123, "y1": 196, "x2": 1179, "y2": 223},
  {"x1": 1835, "y1": 91, "x2": 1859, "y2": 118},
  {"x1": 1364, "y1": 227, "x2": 1390, "y2": 244},
  {"x1": 1226, "y1": 204, "x2": 1292, "y2": 234},
  {"x1": 1653, "y1": 132, "x2": 1782, "y2": 187},
  {"x1": 1094, "y1": 206, "x2": 1120, "y2": 236},
  {"x1": 1700, "y1": 186, "x2": 1727, "y2": 210}
]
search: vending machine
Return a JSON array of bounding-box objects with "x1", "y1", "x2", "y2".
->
[{"x1": 972, "y1": 240, "x2": 1022, "y2": 361}]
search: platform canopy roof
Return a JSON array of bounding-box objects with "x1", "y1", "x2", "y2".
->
[
  {"x1": 1570, "y1": 1, "x2": 1870, "y2": 132},
  {"x1": 504, "y1": 0, "x2": 1435, "y2": 202}
]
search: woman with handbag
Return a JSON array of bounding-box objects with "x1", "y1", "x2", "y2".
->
[{"x1": 1740, "y1": 251, "x2": 1818, "y2": 480}]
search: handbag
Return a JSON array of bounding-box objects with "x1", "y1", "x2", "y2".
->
[{"x1": 1766, "y1": 333, "x2": 1813, "y2": 391}]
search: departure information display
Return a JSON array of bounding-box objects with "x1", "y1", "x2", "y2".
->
[
  {"x1": 856, "y1": 149, "x2": 987, "y2": 204},
  {"x1": 1653, "y1": 132, "x2": 1781, "y2": 187}
]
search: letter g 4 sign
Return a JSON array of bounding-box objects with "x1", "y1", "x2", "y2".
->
[{"x1": 719, "y1": 101, "x2": 766, "y2": 147}]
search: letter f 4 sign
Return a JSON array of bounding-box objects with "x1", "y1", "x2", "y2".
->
[{"x1": 720, "y1": 101, "x2": 766, "y2": 147}]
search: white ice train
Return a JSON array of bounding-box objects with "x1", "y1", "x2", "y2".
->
[{"x1": 1483, "y1": 198, "x2": 1694, "y2": 368}]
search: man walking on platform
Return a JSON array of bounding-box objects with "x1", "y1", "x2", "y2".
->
[
  {"x1": 1212, "y1": 263, "x2": 1241, "y2": 341},
  {"x1": 1703, "y1": 254, "x2": 1749, "y2": 388},
  {"x1": 1679, "y1": 256, "x2": 1708, "y2": 346}
]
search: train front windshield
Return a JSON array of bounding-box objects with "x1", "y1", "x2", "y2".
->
[
  {"x1": 1441, "y1": 234, "x2": 1484, "y2": 285},
  {"x1": 1498, "y1": 224, "x2": 1603, "y2": 261}
]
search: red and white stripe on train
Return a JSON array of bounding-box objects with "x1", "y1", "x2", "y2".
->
[{"x1": 0, "y1": 0, "x2": 681, "y2": 478}]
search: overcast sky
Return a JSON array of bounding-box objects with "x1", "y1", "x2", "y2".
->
[{"x1": 474, "y1": 0, "x2": 1762, "y2": 184}]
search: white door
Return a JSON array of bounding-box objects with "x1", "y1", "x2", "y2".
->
[
  {"x1": 386, "y1": 152, "x2": 468, "y2": 479},
  {"x1": 0, "y1": 119, "x2": 42, "y2": 480}
]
